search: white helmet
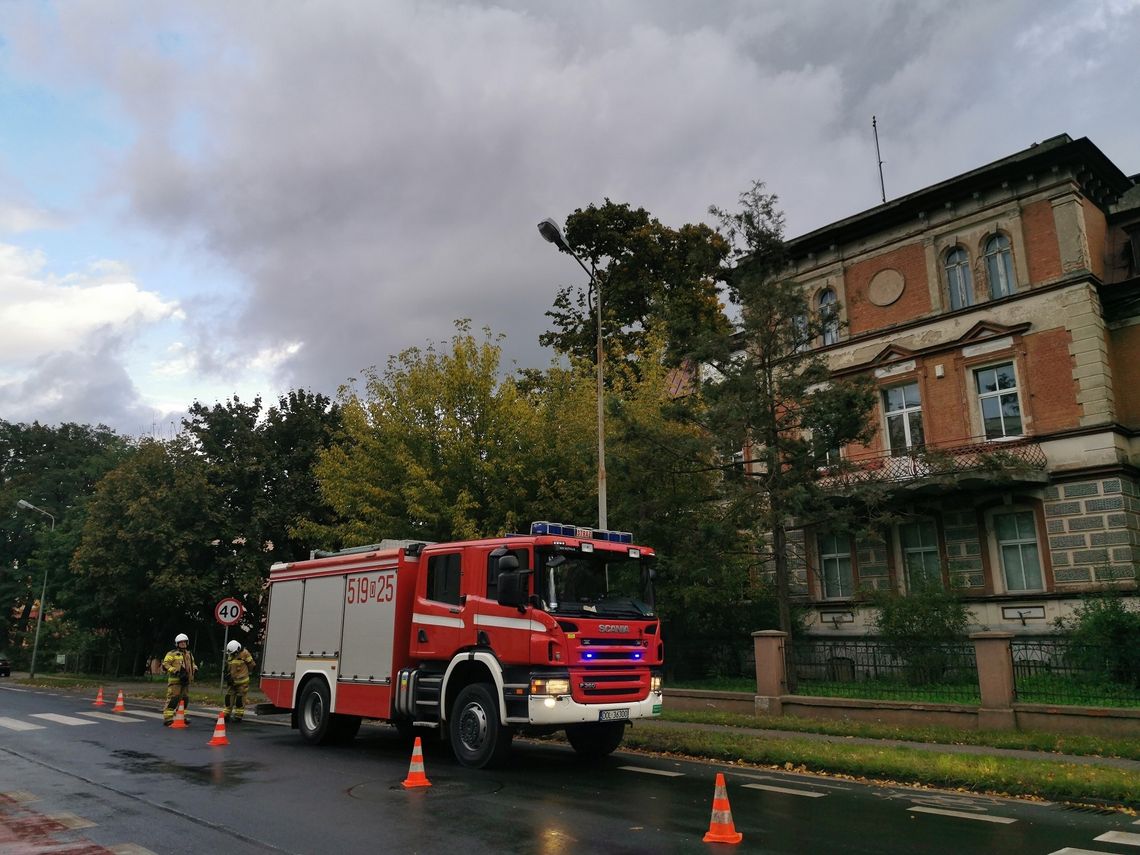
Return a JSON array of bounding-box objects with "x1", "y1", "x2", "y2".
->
[
  {"x1": 226, "y1": 640, "x2": 242, "y2": 655},
  {"x1": 174, "y1": 633, "x2": 189, "y2": 645}
]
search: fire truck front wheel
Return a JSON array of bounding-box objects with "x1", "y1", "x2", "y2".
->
[
  {"x1": 298, "y1": 679, "x2": 334, "y2": 745},
  {"x1": 449, "y1": 683, "x2": 512, "y2": 769}
]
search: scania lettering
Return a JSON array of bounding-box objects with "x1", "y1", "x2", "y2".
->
[{"x1": 259, "y1": 522, "x2": 664, "y2": 768}]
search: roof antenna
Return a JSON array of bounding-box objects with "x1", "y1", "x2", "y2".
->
[{"x1": 873, "y1": 115, "x2": 886, "y2": 204}]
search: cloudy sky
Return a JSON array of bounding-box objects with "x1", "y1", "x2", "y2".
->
[{"x1": 1, "y1": 0, "x2": 1137, "y2": 436}]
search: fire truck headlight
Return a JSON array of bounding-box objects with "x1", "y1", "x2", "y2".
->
[
  {"x1": 531, "y1": 677, "x2": 571, "y2": 697},
  {"x1": 650, "y1": 673, "x2": 663, "y2": 693}
]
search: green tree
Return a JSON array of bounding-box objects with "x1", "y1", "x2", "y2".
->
[
  {"x1": 0, "y1": 420, "x2": 129, "y2": 659},
  {"x1": 181, "y1": 389, "x2": 343, "y2": 643},
  {"x1": 540, "y1": 201, "x2": 731, "y2": 370},
  {"x1": 697, "y1": 183, "x2": 878, "y2": 638},
  {"x1": 302, "y1": 321, "x2": 594, "y2": 547},
  {"x1": 68, "y1": 440, "x2": 222, "y2": 673}
]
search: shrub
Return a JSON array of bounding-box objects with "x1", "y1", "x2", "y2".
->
[
  {"x1": 1054, "y1": 593, "x2": 1140, "y2": 687},
  {"x1": 868, "y1": 581, "x2": 975, "y2": 685}
]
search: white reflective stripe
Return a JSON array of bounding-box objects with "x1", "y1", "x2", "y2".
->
[
  {"x1": 412, "y1": 612, "x2": 464, "y2": 629},
  {"x1": 908, "y1": 807, "x2": 1015, "y2": 824},
  {"x1": 30, "y1": 713, "x2": 96, "y2": 726},
  {"x1": 473, "y1": 614, "x2": 547, "y2": 633},
  {"x1": 0, "y1": 717, "x2": 44, "y2": 731}
]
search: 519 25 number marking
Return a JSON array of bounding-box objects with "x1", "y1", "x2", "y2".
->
[{"x1": 346, "y1": 574, "x2": 395, "y2": 604}]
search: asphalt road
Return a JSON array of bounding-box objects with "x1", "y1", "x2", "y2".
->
[{"x1": 1, "y1": 682, "x2": 1139, "y2": 854}]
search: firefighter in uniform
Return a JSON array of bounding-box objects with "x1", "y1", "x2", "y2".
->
[
  {"x1": 162, "y1": 633, "x2": 195, "y2": 726},
  {"x1": 223, "y1": 640, "x2": 256, "y2": 722}
]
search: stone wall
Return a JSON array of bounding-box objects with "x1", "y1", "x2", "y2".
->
[{"x1": 1045, "y1": 475, "x2": 1140, "y2": 585}]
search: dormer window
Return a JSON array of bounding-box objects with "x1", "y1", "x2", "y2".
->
[
  {"x1": 818, "y1": 288, "x2": 839, "y2": 345},
  {"x1": 983, "y1": 234, "x2": 1016, "y2": 299},
  {"x1": 944, "y1": 247, "x2": 973, "y2": 310}
]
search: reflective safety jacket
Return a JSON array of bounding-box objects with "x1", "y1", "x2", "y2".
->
[
  {"x1": 162, "y1": 648, "x2": 196, "y2": 684},
  {"x1": 226, "y1": 649, "x2": 256, "y2": 684}
]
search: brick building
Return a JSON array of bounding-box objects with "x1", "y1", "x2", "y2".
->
[{"x1": 781, "y1": 133, "x2": 1140, "y2": 636}]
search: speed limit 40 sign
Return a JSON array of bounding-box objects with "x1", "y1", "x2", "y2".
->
[{"x1": 215, "y1": 598, "x2": 244, "y2": 626}]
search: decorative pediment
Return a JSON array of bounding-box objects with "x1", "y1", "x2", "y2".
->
[
  {"x1": 869, "y1": 343, "x2": 916, "y2": 364},
  {"x1": 955, "y1": 320, "x2": 1030, "y2": 344}
]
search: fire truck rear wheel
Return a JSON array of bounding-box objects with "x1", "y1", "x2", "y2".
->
[
  {"x1": 449, "y1": 683, "x2": 512, "y2": 769},
  {"x1": 565, "y1": 722, "x2": 626, "y2": 758},
  {"x1": 298, "y1": 679, "x2": 333, "y2": 745}
]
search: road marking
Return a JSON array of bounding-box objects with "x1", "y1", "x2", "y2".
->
[
  {"x1": 0, "y1": 717, "x2": 45, "y2": 731},
  {"x1": 46, "y1": 812, "x2": 96, "y2": 830},
  {"x1": 618, "y1": 766, "x2": 684, "y2": 777},
  {"x1": 110, "y1": 846, "x2": 159, "y2": 855},
  {"x1": 742, "y1": 783, "x2": 826, "y2": 798},
  {"x1": 78, "y1": 711, "x2": 145, "y2": 723},
  {"x1": 1095, "y1": 831, "x2": 1140, "y2": 846},
  {"x1": 30, "y1": 713, "x2": 97, "y2": 726},
  {"x1": 740, "y1": 773, "x2": 851, "y2": 791},
  {"x1": 125, "y1": 710, "x2": 167, "y2": 720},
  {"x1": 908, "y1": 807, "x2": 1016, "y2": 824},
  {"x1": 1048, "y1": 848, "x2": 1120, "y2": 854}
]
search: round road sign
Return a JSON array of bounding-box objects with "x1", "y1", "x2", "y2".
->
[{"x1": 215, "y1": 598, "x2": 244, "y2": 626}]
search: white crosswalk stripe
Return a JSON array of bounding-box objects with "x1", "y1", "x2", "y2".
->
[
  {"x1": 30, "y1": 713, "x2": 96, "y2": 726},
  {"x1": 78, "y1": 711, "x2": 147, "y2": 723},
  {"x1": 907, "y1": 807, "x2": 1016, "y2": 824},
  {"x1": 742, "y1": 783, "x2": 826, "y2": 798},
  {"x1": 617, "y1": 766, "x2": 684, "y2": 777},
  {"x1": 0, "y1": 717, "x2": 45, "y2": 731},
  {"x1": 1095, "y1": 830, "x2": 1140, "y2": 846},
  {"x1": 1047, "y1": 848, "x2": 1119, "y2": 855}
]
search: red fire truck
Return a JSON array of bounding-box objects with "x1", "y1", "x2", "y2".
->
[{"x1": 259, "y1": 521, "x2": 663, "y2": 768}]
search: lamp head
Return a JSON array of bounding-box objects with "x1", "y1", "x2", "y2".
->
[
  {"x1": 17, "y1": 500, "x2": 33, "y2": 510},
  {"x1": 537, "y1": 218, "x2": 570, "y2": 253}
]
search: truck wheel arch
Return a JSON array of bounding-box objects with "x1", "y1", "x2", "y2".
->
[{"x1": 440, "y1": 651, "x2": 506, "y2": 725}]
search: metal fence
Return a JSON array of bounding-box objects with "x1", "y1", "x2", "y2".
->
[
  {"x1": 1012, "y1": 638, "x2": 1140, "y2": 707},
  {"x1": 789, "y1": 638, "x2": 980, "y2": 704}
]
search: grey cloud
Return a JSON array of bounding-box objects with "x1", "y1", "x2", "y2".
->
[{"x1": 2, "y1": 0, "x2": 1137, "y2": 428}]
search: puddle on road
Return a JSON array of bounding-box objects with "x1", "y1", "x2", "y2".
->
[
  {"x1": 107, "y1": 748, "x2": 263, "y2": 788},
  {"x1": 347, "y1": 777, "x2": 505, "y2": 801}
]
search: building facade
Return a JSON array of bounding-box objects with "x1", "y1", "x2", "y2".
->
[{"x1": 781, "y1": 134, "x2": 1140, "y2": 636}]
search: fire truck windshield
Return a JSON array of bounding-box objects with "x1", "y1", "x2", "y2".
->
[{"x1": 537, "y1": 549, "x2": 655, "y2": 618}]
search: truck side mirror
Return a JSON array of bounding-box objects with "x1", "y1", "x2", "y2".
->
[{"x1": 496, "y1": 568, "x2": 529, "y2": 608}]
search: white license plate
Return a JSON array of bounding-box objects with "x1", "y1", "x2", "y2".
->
[{"x1": 599, "y1": 708, "x2": 629, "y2": 722}]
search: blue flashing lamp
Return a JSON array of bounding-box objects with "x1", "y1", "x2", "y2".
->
[{"x1": 530, "y1": 521, "x2": 636, "y2": 544}]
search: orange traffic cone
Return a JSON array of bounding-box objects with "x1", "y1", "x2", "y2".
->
[
  {"x1": 92, "y1": 687, "x2": 105, "y2": 707},
  {"x1": 207, "y1": 711, "x2": 229, "y2": 746},
  {"x1": 111, "y1": 690, "x2": 126, "y2": 713},
  {"x1": 401, "y1": 736, "x2": 432, "y2": 789},
  {"x1": 702, "y1": 773, "x2": 743, "y2": 844},
  {"x1": 171, "y1": 700, "x2": 189, "y2": 729}
]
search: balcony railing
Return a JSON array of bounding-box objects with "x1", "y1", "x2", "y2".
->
[{"x1": 818, "y1": 437, "x2": 1048, "y2": 491}]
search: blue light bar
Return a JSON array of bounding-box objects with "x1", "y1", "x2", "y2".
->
[{"x1": 530, "y1": 521, "x2": 635, "y2": 544}]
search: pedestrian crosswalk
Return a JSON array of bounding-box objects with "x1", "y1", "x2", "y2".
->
[{"x1": 0, "y1": 709, "x2": 179, "y2": 730}]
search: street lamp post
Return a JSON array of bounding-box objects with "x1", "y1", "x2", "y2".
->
[
  {"x1": 17, "y1": 499, "x2": 54, "y2": 680},
  {"x1": 538, "y1": 218, "x2": 607, "y2": 529}
]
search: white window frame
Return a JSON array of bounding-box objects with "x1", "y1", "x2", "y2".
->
[
  {"x1": 818, "y1": 288, "x2": 839, "y2": 346},
  {"x1": 974, "y1": 361, "x2": 1023, "y2": 440},
  {"x1": 983, "y1": 234, "x2": 1016, "y2": 299},
  {"x1": 990, "y1": 509, "x2": 1044, "y2": 593},
  {"x1": 898, "y1": 520, "x2": 942, "y2": 591},
  {"x1": 818, "y1": 532, "x2": 854, "y2": 599},
  {"x1": 944, "y1": 247, "x2": 974, "y2": 310},
  {"x1": 882, "y1": 381, "x2": 924, "y2": 456}
]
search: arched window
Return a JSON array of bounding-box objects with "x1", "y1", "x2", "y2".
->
[
  {"x1": 818, "y1": 288, "x2": 839, "y2": 345},
  {"x1": 983, "y1": 234, "x2": 1016, "y2": 299},
  {"x1": 944, "y1": 247, "x2": 973, "y2": 310}
]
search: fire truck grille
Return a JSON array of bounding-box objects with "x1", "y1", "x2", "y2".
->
[{"x1": 570, "y1": 670, "x2": 648, "y2": 702}]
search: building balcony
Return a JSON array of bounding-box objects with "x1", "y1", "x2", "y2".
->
[{"x1": 819, "y1": 437, "x2": 1050, "y2": 496}]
